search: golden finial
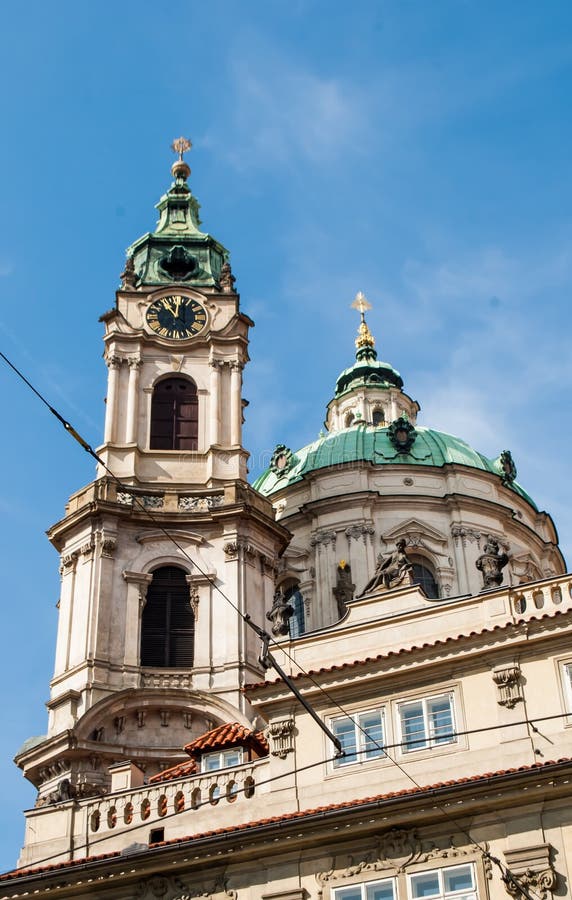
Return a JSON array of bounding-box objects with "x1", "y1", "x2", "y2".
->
[
  {"x1": 350, "y1": 292, "x2": 376, "y2": 353},
  {"x1": 171, "y1": 136, "x2": 192, "y2": 180}
]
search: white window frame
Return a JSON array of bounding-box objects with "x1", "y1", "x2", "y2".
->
[
  {"x1": 397, "y1": 691, "x2": 456, "y2": 754},
  {"x1": 407, "y1": 862, "x2": 477, "y2": 900},
  {"x1": 561, "y1": 662, "x2": 572, "y2": 720},
  {"x1": 201, "y1": 747, "x2": 243, "y2": 772},
  {"x1": 331, "y1": 707, "x2": 385, "y2": 768},
  {"x1": 332, "y1": 875, "x2": 396, "y2": 900}
]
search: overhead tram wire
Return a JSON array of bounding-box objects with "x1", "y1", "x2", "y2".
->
[
  {"x1": 0, "y1": 348, "x2": 342, "y2": 754},
  {"x1": 0, "y1": 348, "x2": 545, "y2": 900},
  {"x1": 1, "y1": 712, "x2": 568, "y2": 876},
  {"x1": 3, "y1": 751, "x2": 342, "y2": 875}
]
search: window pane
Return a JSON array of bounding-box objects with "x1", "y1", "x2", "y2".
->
[
  {"x1": 223, "y1": 750, "x2": 242, "y2": 767},
  {"x1": 428, "y1": 696, "x2": 454, "y2": 743},
  {"x1": 410, "y1": 872, "x2": 440, "y2": 898},
  {"x1": 333, "y1": 717, "x2": 357, "y2": 764},
  {"x1": 334, "y1": 888, "x2": 362, "y2": 900},
  {"x1": 400, "y1": 701, "x2": 427, "y2": 750},
  {"x1": 444, "y1": 865, "x2": 474, "y2": 894},
  {"x1": 203, "y1": 754, "x2": 222, "y2": 771},
  {"x1": 359, "y1": 710, "x2": 384, "y2": 758},
  {"x1": 366, "y1": 880, "x2": 395, "y2": 900}
]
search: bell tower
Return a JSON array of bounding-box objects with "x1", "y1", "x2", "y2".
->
[
  {"x1": 98, "y1": 136, "x2": 248, "y2": 486},
  {"x1": 15, "y1": 141, "x2": 288, "y2": 839}
]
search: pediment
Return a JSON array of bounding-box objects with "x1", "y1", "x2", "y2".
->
[
  {"x1": 136, "y1": 529, "x2": 204, "y2": 545},
  {"x1": 382, "y1": 518, "x2": 448, "y2": 547}
]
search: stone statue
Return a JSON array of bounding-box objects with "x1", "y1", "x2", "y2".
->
[
  {"x1": 476, "y1": 535, "x2": 509, "y2": 588},
  {"x1": 219, "y1": 260, "x2": 237, "y2": 293},
  {"x1": 358, "y1": 539, "x2": 413, "y2": 597},
  {"x1": 266, "y1": 589, "x2": 294, "y2": 636},
  {"x1": 333, "y1": 561, "x2": 355, "y2": 617},
  {"x1": 120, "y1": 254, "x2": 137, "y2": 289}
]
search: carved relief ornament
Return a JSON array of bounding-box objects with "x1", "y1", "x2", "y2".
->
[
  {"x1": 345, "y1": 523, "x2": 375, "y2": 543},
  {"x1": 316, "y1": 830, "x2": 489, "y2": 897},
  {"x1": 266, "y1": 718, "x2": 295, "y2": 758},
  {"x1": 502, "y1": 844, "x2": 556, "y2": 900},
  {"x1": 492, "y1": 664, "x2": 523, "y2": 708},
  {"x1": 310, "y1": 530, "x2": 337, "y2": 551}
]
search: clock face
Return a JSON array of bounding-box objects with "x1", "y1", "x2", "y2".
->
[{"x1": 146, "y1": 295, "x2": 207, "y2": 340}]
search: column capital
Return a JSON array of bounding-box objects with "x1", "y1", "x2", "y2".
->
[{"x1": 105, "y1": 353, "x2": 124, "y2": 370}]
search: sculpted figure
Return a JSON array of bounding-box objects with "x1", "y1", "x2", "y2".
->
[
  {"x1": 266, "y1": 589, "x2": 294, "y2": 636},
  {"x1": 358, "y1": 539, "x2": 413, "y2": 597},
  {"x1": 476, "y1": 535, "x2": 509, "y2": 588}
]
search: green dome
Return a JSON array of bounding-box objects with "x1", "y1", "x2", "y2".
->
[
  {"x1": 253, "y1": 423, "x2": 536, "y2": 509},
  {"x1": 335, "y1": 357, "x2": 403, "y2": 397}
]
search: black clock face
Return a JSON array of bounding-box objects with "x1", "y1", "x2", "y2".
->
[{"x1": 146, "y1": 295, "x2": 207, "y2": 340}]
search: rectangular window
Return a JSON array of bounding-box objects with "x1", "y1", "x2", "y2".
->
[
  {"x1": 398, "y1": 693, "x2": 456, "y2": 753},
  {"x1": 333, "y1": 877, "x2": 396, "y2": 900},
  {"x1": 564, "y1": 663, "x2": 572, "y2": 713},
  {"x1": 562, "y1": 663, "x2": 572, "y2": 715},
  {"x1": 201, "y1": 748, "x2": 243, "y2": 772},
  {"x1": 332, "y1": 708, "x2": 385, "y2": 767},
  {"x1": 409, "y1": 864, "x2": 476, "y2": 900}
]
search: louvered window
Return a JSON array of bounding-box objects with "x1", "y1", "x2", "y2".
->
[
  {"x1": 140, "y1": 567, "x2": 195, "y2": 667},
  {"x1": 150, "y1": 377, "x2": 198, "y2": 451}
]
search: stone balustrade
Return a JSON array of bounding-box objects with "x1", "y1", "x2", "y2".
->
[
  {"x1": 86, "y1": 758, "x2": 267, "y2": 837},
  {"x1": 64, "y1": 476, "x2": 270, "y2": 516},
  {"x1": 510, "y1": 573, "x2": 572, "y2": 618}
]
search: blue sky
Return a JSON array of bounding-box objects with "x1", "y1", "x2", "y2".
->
[{"x1": 1, "y1": 0, "x2": 571, "y2": 872}]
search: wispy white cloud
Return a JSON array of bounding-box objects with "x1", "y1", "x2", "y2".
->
[{"x1": 201, "y1": 45, "x2": 372, "y2": 171}]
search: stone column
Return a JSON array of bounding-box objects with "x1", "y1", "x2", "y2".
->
[
  {"x1": 104, "y1": 355, "x2": 122, "y2": 444},
  {"x1": 209, "y1": 360, "x2": 221, "y2": 446},
  {"x1": 122, "y1": 571, "x2": 153, "y2": 668},
  {"x1": 54, "y1": 552, "x2": 80, "y2": 676},
  {"x1": 230, "y1": 361, "x2": 242, "y2": 446},
  {"x1": 125, "y1": 357, "x2": 142, "y2": 444}
]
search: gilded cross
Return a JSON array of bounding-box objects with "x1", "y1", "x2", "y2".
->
[
  {"x1": 351, "y1": 291, "x2": 372, "y2": 320},
  {"x1": 171, "y1": 136, "x2": 192, "y2": 161}
]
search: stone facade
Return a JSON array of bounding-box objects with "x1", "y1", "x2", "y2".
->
[{"x1": 5, "y1": 154, "x2": 572, "y2": 900}]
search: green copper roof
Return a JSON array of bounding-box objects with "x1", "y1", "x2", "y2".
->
[
  {"x1": 253, "y1": 423, "x2": 537, "y2": 509},
  {"x1": 335, "y1": 357, "x2": 404, "y2": 397},
  {"x1": 126, "y1": 156, "x2": 227, "y2": 289}
]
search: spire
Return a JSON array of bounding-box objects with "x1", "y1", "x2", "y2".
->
[
  {"x1": 125, "y1": 138, "x2": 229, "y2": 288},
  {"x1": 351, "y1": 292, "x2": 377, "y2": 361}
]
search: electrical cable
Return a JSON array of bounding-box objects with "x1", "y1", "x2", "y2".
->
[
  {"x1": 1, "y1": 347, "x2": 556, "y2": 899},
  {"x1": 4, "y1": 751, "x2": 341, "y2": 876}
]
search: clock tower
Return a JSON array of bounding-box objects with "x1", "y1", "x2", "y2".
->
[{"x1": 15, "y1": 141, "x2": 288, "y2": 840}]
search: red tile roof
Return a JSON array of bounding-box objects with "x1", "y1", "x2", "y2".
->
[
  {"x1": 149, "y1": 723, "x2": 269, "y2": 785},
  {"x1": 2, "y1": 757, "x2": 570, "y2": 884},
  {"x1": 183, "y1": 722, "x2": 268, "y2": 756},
  {"x1": 245, "y1": 608, "x2": 572, "y2": 691},
  {"x1": 149, "y1": 757, "x2": 198, "y2": 784}
]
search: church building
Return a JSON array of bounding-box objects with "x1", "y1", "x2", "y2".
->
[{"x1": 2, "y1": 142, "x2": 571, "y2": 900}]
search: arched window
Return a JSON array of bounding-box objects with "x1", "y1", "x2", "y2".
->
[
  {"x1": 282, "y1": 583, "x2": 305, "y2": 638},
  {"x1": 141, "y1": 566, "x2": 195, "y2": 667},
  {"x1": 344, "y1": 412, "x2": 355, "y2": 428},
  {"x1": 411, "y1": 559, "x2": 440, "y2": 599},
  {"x1": 372, "y1": 408, "x2": 385, "y2": 426},
  {"x1": 150, "y1": 377, "x2": 198, "y2": 451}
]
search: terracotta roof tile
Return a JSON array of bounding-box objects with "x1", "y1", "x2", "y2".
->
[
  {"x1": 245, "y1": 608, "x2": 572, "y2": 691},
  {"x1": 2, "y1": 757, "x2": 570, "y2": 884},
  {"x1": 183, "y1": 722, "x2": 268, "y2": 756},
  {"x1": 149, "y1": 758, "x2": 198, "y2": 784},
  {"x1": 149, "y1": 723, "x2": 269, "y2": 785}
]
